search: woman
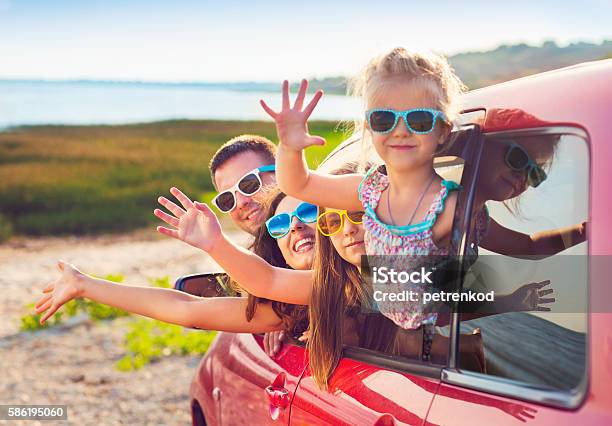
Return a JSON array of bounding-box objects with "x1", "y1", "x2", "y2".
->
[{"x1": 246, "y1": 189, "x2": 315, "y2": 352}]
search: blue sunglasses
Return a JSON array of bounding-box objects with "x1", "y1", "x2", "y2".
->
[
  {"x1": 366, "y1": 108, "x2": 446, "y2": 134},
  {"x1": 265, "y1": 202, "x2": 318, "y2": 239}
]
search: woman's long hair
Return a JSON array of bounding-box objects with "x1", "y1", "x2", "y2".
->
[
  {"x1": 307, "y1": 162, "x2": 398, "y2": 389},
  {"x1": 242, "y1": 189, "x2": 309, "y2": 336}
]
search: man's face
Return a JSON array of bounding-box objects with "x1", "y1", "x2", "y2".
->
[{"x1": 213, "y1": 151, "x2": 276, "y2": 235}]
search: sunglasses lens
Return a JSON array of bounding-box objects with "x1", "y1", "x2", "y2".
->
[
  {"x1": 319, "y1": 212, "x2": 342, "y2": 235},
  {"x1": 214, "y1": 192, "x2": 235, "y2": 212},
  {"x1": 528, "y1": 166, "x2": 547, "y2": 188},
  {"x1": 266, "y1": 213, "x2": 290, "y2": 238},
  {"x1": 406, "y1": 110, "x2": 435, "y2": 133},
  {"x1": 369, "y1": 110, "x2": 396, "y2": 132},
  {"x1": 506, "y1": 146, "x2": 529, "y2": 170},
  {"x1": 347, "y1": 211, "x2": 365, "y2": 224},
  {"x1": 296, "y1": 203, "x2": 318, "y2": 223},
  {"x1": 237, "y1": 173, "x2": 261, "y2": 195}
]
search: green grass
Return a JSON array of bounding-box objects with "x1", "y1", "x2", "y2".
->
[
  {"x1": 115, "y1": 319, "x2": 216, "y2": 371},
  {"x1": 0, "y1": 119, "x2": 348, "y2": 238}
]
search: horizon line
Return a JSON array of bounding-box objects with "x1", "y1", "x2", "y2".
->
[{"x1": 2, "y1": 38, "x2": 609, "y2": 85}]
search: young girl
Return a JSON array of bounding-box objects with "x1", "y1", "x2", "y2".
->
[
  {"x1": 465, "y1": 108, "x2": 587, "y2": 258},
  {"x1": 259, "y1": 49, "x2": 466, "y2": 350}
]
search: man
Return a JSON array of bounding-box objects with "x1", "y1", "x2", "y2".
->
[
  {"x1": 209, "y1": 134, "x2": 277, "y2": 235},
  {"x1": 208, "y1": 134, "x2": 285, "y2": 355}
]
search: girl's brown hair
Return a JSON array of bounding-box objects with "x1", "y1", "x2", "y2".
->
[{"x1": 307, "y1": 161, "x2": 398, "y2": 389}]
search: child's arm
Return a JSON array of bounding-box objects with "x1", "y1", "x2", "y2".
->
[
  {"x1": 35, "y1": 262, "x2": 283, "y2": 332},
  {"x1": 260, "y1": 79, "x2": 362, "y2": 211},
  {"x1": 155, "y1": 187, "x2": 313, "y2": 305},
  {"x1": 480, "y1": 218, "x2": 587, "y2": 259}
]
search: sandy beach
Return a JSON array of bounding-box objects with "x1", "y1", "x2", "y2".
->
[{"x1": 0, "y1": 228, "x2": 247, "y2": 425}]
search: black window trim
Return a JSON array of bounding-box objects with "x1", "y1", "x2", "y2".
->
[{"x1": 443, "y1": 125, "x2": 591, "y2": 410}]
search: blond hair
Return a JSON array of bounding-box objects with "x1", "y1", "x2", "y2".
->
[{"x1": 349, "y1": 47, "x2": 465, "y2": 120}]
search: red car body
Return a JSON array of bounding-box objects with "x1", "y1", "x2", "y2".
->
[{"x1": 189, "y1": 60, "x2": 612, "y2": 425}]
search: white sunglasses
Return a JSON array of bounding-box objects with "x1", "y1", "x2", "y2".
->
[{"x1": 212, "y1": 164, "x2": 275, "y2": 212}]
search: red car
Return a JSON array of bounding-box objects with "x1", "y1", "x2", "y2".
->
[{"x1": 181, "y1": 60, "x2": 612, "y2": 425}]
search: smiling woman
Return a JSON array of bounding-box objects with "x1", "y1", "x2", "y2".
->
[
  {"x1": 270, "y1": 197, "x2": 317, "y2": 270},
  {"x1": 244, "y1": 190, "x2": 315, "y2": 338}
]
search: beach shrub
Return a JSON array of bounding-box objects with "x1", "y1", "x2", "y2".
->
[
  {"x1": 0, "y1": 214, "x2": 13, "y2": 242},
  {"x1": 20, "y1": 272, "x2": 216, "y2": 371},
  {"x1": 115, "y1": 319, "x2": 216, "y2": 371},
  {"x1": 149, "y1": 276, "x2": 171, "y2": 288}
]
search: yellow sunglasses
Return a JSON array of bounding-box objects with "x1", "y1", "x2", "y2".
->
[{"x1": 316, "y1": 209, "x2": 364, "y2": 236}]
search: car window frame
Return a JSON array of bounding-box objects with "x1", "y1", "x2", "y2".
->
[
  {"x1": 323, "y1": 125, "x2": 591, "y2": 408},
  {"x1": 442, "y1": 125, "x2": 591, "y2": 410}
]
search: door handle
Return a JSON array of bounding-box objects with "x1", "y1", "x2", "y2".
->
[
  {"x1": 373, "y1": 413, "x2": 396, "y2": 426},
  {"x1": 265, "y1": 372, "x2": 289, "y2": 420},
  {"x1": 265, "y1": 386, "x2": 290, "y2": 408}
]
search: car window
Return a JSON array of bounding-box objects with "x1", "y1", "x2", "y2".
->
[{"x1": 452, "y1": 130, "x2": 588, "y2": 392}]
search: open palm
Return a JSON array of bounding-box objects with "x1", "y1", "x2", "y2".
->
[
  {"x1": 260, "y1": 79, "x2": 326, "y2": 151},
  {"x1": 35, "y1": 261, "x2": 84, "y2": 324},
  {"x1": 510, "y1": 280, "x2": 555, "y2": 312},
  {"x1": 155, "y1": 187, "x2": 221, "y2": 252}
]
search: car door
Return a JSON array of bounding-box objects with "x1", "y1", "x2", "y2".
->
[
  {"x1": 290, "y1": 351, "x2": 442, "y2": 426},
  {"x1": 207, "y1": 332, "x2": 309, "y2": 425},
  {"x1": 176, "y1": 274, "x2": 311, "y2": 425},
  {"x1": 426, "y1": 126, "x2": 591, "y2": 425}
]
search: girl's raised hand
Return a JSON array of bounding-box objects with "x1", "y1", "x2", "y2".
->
[
  {"x1": 260, "y1": 79, "x2": 326, "y2": 151},
  {"x1": 35, "y1": 261, "x2": 85, "y2": 324},
  {"x1": 155, "y1": 187, "x2": 221, "y2": 252}
]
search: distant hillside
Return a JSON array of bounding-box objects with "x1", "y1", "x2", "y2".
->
[
  {"x1": 451, "y1": 40, "x2": 612, "y2": 88},
  {"x1": 305, "y1": 40, "x2": 612, "y2": 93}
]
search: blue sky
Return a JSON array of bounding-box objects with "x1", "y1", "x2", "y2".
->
[{"x1": 0, "y1": 0, "x2": 610, "y2": 82}]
